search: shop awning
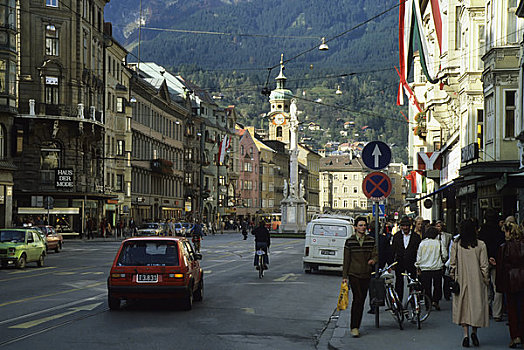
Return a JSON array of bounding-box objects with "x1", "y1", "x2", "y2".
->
[
  {"x1": 407, "y1": 181, "x2": 455, "y2": 203},
  {"x1": 18, "y1": 207, "x2": 80, "y2": 215}
]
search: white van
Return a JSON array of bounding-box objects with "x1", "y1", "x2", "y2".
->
[{"x1": 303, "y1": 215, "x2": 354, "y2": 273}]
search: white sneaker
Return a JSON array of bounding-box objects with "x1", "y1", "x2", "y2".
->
[{"x1": 350, "y1": 328, "x2": 360, "y2": 337}]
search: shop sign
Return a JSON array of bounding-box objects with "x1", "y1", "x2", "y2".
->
[
  {"x1": 137, "y1": 197, "x2": 145, "y2": 203},
  {"x1": 417, "y1": 151, "x2": 442, "y2": 170},
  {"x1": 107, "y1": 199, "x2": 118, "y2": 204},
  {"x1": 457, "y1": 184, "x2": 476, "y2": 197},
  {"x1": 461, "y1": 143, "x2": 479, "y2": 163},
  {"x1": 184, "y1": 200, "x2": 192, "y2": 212},
  {"x1": 55, "y1": 169, "x2": 74, "y2": 188},
  {"x1": 105, "y1": 204, "x2": 116, "y2": 211}
]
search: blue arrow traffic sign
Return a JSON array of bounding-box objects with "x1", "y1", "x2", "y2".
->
[
  {"x1": 362, "y1": 172, "x2": 392, "y2": 201},
  {"x1": 362, "y1": 141, "x2": 392, "y2": 170}
]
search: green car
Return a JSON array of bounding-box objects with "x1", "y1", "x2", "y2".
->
[{"x1": 0, "y1": 228, "x2": 46, "y2": 268}]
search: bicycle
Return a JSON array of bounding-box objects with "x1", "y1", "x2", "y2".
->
[
  {"x1": 255, "y1": 249, "x2": 266, "y2": 278},
  {"x1": 371, "y1": 261, "x2": 404, "y2": 330},
  {"x1": 402, "y1": 273, "x2": 432, "y2": 329}
]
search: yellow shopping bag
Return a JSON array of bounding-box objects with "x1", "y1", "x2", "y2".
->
[{"x1": 337, "y1": 282, "x2": 349, "y2": 311}]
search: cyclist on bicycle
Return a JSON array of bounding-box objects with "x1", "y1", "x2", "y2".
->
[
  {"x1": 190, "y1": 220, "x2": 203, "y2": 253},
  {"x1": 252, "y1": 219, "x2": 270, "y2": 269}
]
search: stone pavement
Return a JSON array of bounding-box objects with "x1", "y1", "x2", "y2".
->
[{"x1": 329, "y1": 297, "x2": 511, "y2": 350}]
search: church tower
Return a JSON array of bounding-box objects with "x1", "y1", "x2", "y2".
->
[{"x1": 268, "y1": 54, "x2": 294, "y2": 146}]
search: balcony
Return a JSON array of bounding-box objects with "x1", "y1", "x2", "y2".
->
[{"x1": 18, "y1": 100, "x2": 104, "y2": 124}]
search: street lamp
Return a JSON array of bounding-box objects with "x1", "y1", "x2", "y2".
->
[{"x1": 319, "y1": 37, "x2": 329, "y2": 51}]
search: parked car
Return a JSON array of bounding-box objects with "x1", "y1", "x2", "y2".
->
[
  {"x1": 0, "y1": 228, "x2": 46, "y2": 268},
  {"x1": 174, "y1": 222, "x2": 184, "y2": 236},
  {"x1": 27, "y1": 226, "x2": 48, "y2": 251},
  {"x1": 107, "y1": 236, "x2": 203, "y2": 310},
  {"x1": 136, "y1": 223, "x2": 165, "y2": 236},
  {"x1": 182, "y1": 223, "x2": 195, "y2": 236},
  {"x1": 37, "y1": 226, "x2": 63, "y2": 253}
]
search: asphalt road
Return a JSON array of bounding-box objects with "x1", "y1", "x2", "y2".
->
[{"x1": 0, "y1": 233, "x2": 340, "y2": 349}]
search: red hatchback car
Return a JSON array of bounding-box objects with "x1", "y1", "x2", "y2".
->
[{"x1": 107, "y1": 237, "x2": 203, "y2": 310}]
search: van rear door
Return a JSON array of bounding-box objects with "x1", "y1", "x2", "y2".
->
[{"x1": 309, "y1": 223, "x2": 349, "y2": 260}]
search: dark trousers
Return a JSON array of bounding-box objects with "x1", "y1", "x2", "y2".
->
[
  {"x1": 419, "y1": 269, "x2": 443, "y2": 303},
  {"x1": 348, "y1": 276, "x2": 370, "y2": 329},
  {"x1": 253, "y1": 242, "x2": 269, "y2": 265},
  {"x1": 443, "y1": 272, "x2": 452, "y2": 300},
  {"x1": 507, "y1": 291, "x2": 524, "y2": 339},
  {"x1": 395, "y1": 265, "x2": 416, "y2": 301}
]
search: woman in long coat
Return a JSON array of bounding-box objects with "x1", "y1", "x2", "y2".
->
[{"x1": 450, "y1": 219, "x2": 489, "y2": 347}]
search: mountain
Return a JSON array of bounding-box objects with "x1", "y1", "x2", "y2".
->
[{"x1": 104, "y1": 0, "x2": 408, "y2": 162}]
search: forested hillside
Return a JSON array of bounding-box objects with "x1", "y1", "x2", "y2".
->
[{"x1": 105, "y1": 0, "x2": 408, "y2": 162}]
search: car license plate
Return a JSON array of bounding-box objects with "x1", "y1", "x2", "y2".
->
[
  {"x1": 137, "y1": 274, "x2": 158, "y2": 283},
  {"x1": 321, "y1": 250, "x2": 335, "y2": 256}
]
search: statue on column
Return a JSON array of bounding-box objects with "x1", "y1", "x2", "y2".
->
[
  {"x1": 283, "y1": 179, "x2": 288, "y2": 198},
  {"x1": 299, "y1": 179, "x2": 305, "y2": 199}
]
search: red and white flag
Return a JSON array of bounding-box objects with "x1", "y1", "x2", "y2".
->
[{"x1": 218, "y1": 135, "x2": 230, "y2": 165}]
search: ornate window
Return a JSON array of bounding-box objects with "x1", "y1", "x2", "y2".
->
[
  {"x1": 45, "y1": 25, "x2": 59, "y2": 56},
  {"x1": 0, "y1": 58, "x2": 15, "y2": 95},
  {"x1": 45, "y1": 76, "x2": 59, "y2": 104}
]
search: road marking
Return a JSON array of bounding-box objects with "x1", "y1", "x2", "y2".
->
[
  {"x1": 9, "y1": 302, "x2": 102, "y2": 329},
  {"x1": 273, "y1": 273, "x2": 299, "y2": 282},
  {"x1": 80, "y1": 272, "x2": 104, "y2": 275},
  {"x1": 204, "y1": 270, "x2": 212, "y2": 274},
  {"x1": 0, "y1": 282, "x2": 105, "y2": 308},
  {"x1": 7, "y1": 267, "x2": 57, "y2": 275},
  {"x1": 0, "y1": 293, "x2": 105, "y2": 326},
  {"x1": 54, "y1": 272, "x2": 76, "y2": 275},
  {"x1": 0, "y1": 266, "x2": 96, "y2": 282},
  {"x1": 245, "y1": 282, "x2": 305, "y2": 285},
  {"x1": 242, "y1": 308, "x2": 255, "y2": 314}
]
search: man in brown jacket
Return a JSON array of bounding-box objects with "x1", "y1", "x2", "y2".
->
[{"x1": 342, "y1": 216, "x2": 378, "y2": 338}]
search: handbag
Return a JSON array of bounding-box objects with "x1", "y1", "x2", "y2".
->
[{"x1": 337, "y1": 282, "x2": 349, "y2": 311}]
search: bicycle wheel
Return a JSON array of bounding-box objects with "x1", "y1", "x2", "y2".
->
[
  {"x1": 387, "y1": 288, "x2": 404, "y2": 330},
  {"x1": 418, "y1": 293, "x2": 432, "y2": 323},
  {"x1": 258, "y1": 255, "x2": 264, "y2": 279}
]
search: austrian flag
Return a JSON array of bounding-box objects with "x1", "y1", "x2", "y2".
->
[
  {"x1": 405, "y1": 170, "x2": 427, "y2": 194},
  {"x1": 218, "y1": 135, "x2": 230, "y2": 165}
]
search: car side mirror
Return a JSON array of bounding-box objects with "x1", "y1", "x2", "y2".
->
[{"x1": 194, "y1": 253, "x2": 202, "y2": 260}]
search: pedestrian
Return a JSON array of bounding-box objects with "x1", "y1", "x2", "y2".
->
[
  {"x1": 415, "y1": 226, "x2": 444, "y2": 310},
  {"x1": 478, "y1": 209, "x2": 505, "y2": 322},
  {"x1": 450, "y1": 218, "x2": 489, "y2": 348},
  {"x1": 496, "y1": 222, "x2": 524, "y2": 348},
  {"x1": 129, "y1": 217, "x2": 136, "y2": 236},
  {"x1": 242, "y1": 220, "x2": 248, "y2": 240},
  {"x1": 87, "y1": 217, "x2": 94, "y2": 240},
  {"x1": 412, "y1": 216, "x2": 424, "y2": 238},
  {"x1": 392, "y1": 216, "x2": 421, "y2": 301},
  {"x1": 436, "y1": 220, "x2": 453, "y2": 300},
  {"x1": 342, "y1": 216, "x2": 377, "y2": 338},
  {"x1": 100, "y1": 219, "x2": 105, "y2": 238},
  {"x1": 220, "y1": 220, "x2": 225, "y2": 234}
]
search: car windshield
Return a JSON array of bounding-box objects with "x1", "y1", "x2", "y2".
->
[
  {"x1": 0, "y1": 231, "x2": 26, "y2": 243},
  {"x1": 312, "y1": 224, "x2": 348, "y2": 237},
  {"x1": 116, "y1": 241, "x2": 179, "y2": 266},
  {"x1": 139, "y1": 223, "x2": 158, "y2": 229}
]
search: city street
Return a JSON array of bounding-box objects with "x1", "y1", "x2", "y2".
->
[{"x1": 0, "y1": 233, "x2": 340, "y2": 349}]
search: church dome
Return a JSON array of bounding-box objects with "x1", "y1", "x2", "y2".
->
[{"x1": 269, "y1": 88, "x2": 294, "y2": 101}]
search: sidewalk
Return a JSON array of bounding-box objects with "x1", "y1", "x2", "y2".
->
[
  {"x1": 69, "y1": 229, "x2": 243, "y2": 242},
  {"x1": 329, "y1": 298, "x2": 510, "y2": 350}
]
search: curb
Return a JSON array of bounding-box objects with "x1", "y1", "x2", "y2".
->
[{"x1": 328, "y1": 308, "x2": 350, "y2": 350}]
